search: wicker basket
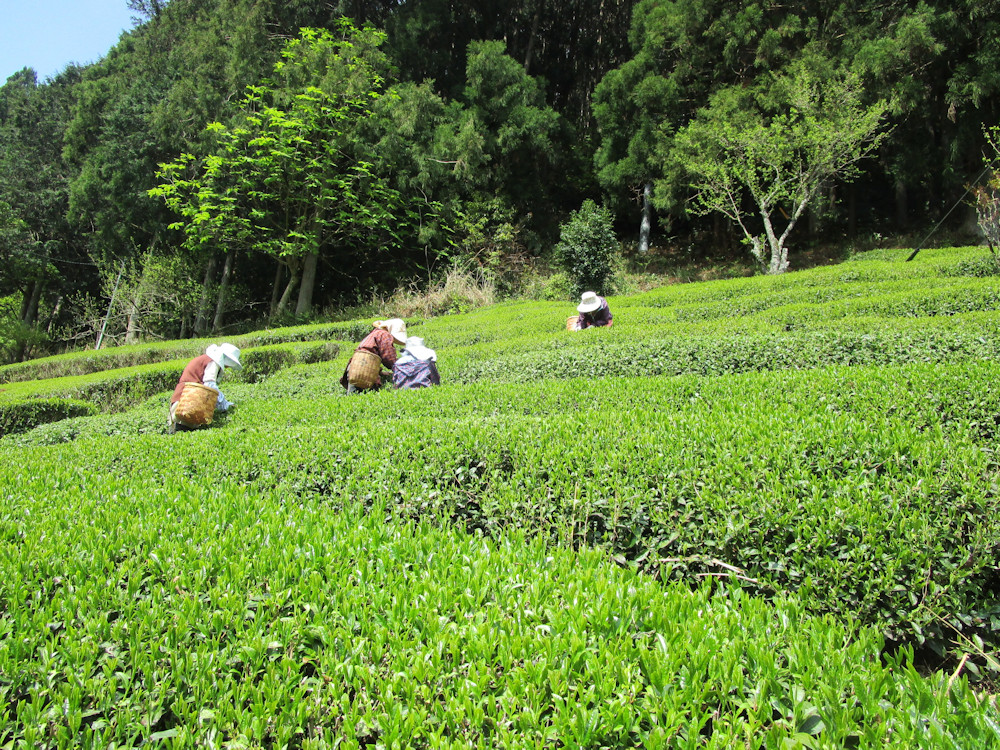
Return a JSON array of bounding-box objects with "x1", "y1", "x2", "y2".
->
[
  {"x1": 566, "y1": 315, "x2": 580, "y2": 331},
  {"x1": 347, "y1": 350, "x2": 382, "y2": 390},
  {"x1": 175, "y1": 382, "x2": 219, "y2": 426}
]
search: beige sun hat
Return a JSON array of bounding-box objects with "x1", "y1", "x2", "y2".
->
[
  {"x1": 577, "y1": 291, "x2": 602, "y2": 313},
  {"x1": 374, "y1": 318, "x2": 408, "y2": 344},
  {"x1": 206, "y1": 343, "x2": 243, "y2": 369}
]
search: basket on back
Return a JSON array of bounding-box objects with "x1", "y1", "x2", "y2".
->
[
  {"x1": 175, "y1": 382, "x2": 219, "y2": 426},
  {"x1": 347, "y1": 350, "x2": 382, "y2": 390}
]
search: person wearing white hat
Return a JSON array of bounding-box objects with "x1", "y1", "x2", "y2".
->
[
  {"x1": 392, "y1": 336, "x2": 440, "y2": 389},
  {"x1": 169, "y1": 342, "x2": 242, "y2": 432},
  {"x1": 575, "y1": 291, "x2": 613, "y2": 329},
  {"x1": 340, "y1": 318, "x2": 408, "y2": 393}
]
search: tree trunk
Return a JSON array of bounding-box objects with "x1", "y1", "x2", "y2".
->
[
  {"x1": 124, "y1": 267, "x2": 145, "y2": 345},
  {"x1": 895, "y1": 178, "x2": 908, "y2": 231},
  {"x1": 761, "y1": 209, "x2": 790, "y2": 275},
  {"x1": 45, "y1": 295, "x2": 63, "y2": 334},
  {"x1": 124, "y1": 254, "x2": 156, "y2": 345},
  {"x1": 212, "y1": 252, "x2": 234, "y2": 333},
  {"x1": 124, "y1": 295, "x2": 141, "y2": 344},
  {"x1": 269, "y1": 261, "x2": 284, "y2": 318},
  {"x1": 194, "y1": 254, "x2": 218, "y2": 335},
  {"x1": 638, "y1": 182, "x2": 652, "y2": 255},
  {"x1": 847, "y1": 184, "x2": 857, "y2": 239},
  {"x1": 13, "y1": 281, "x2": 43, "y2": 361},
  {"x1": 274, "y1": 257, "x2": 302, "y2": 318},
  {"x1": 295, "y1": 251, "x2": 319, "y2": 317},
  {"x1": 19, "y1": 283, "x2": 32, "y2": 322},
  {"x1": 21, "y1": 280, "x2": 42, "y2": 325},
  {"x1": 524, "y1": 1, "x2": 542, "y2": 74}
]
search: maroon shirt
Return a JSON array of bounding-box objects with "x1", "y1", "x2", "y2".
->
[
  {"x1": 340, "y1": 328, "x2": 399, "y2": 389},
  {"x1": 356, "y1": 328, "x2": 398, "y2": 368},
  {"x1": 171, "y1": 354, "x2": 211, "y2": 404}
]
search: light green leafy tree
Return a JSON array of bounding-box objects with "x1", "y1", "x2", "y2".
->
[
  {"x1": 673, "y1": 66, "x2": 889, "y2": 274},
  {"x1": 150, "y1": 23, "x2": 403, "y2": 318}
]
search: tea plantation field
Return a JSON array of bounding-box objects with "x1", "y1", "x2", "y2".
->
[{"x1": 2, "y1": 247, "x2": 1000, "y2": 747}]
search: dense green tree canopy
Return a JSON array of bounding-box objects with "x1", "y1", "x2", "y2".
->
[
  {"x1": 594, "y1": 0, "x2": 941, "y2": 222},
  {"x1": 2, "y1": 0, "x2": 1000, "y2": 358},
  {"x1": 0, "y1": 66, "x2": 86, "y2": 351},
  {"x1": 152, "y1": 24, "x2": 405, "y2": 316}
]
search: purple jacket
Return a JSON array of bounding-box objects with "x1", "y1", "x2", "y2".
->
[
  {"x1": 393, "y1": 358, "x2": 441, "y2": 389},
  {"x1": 579, "y1": 297, "x2": 613, "y2": 328}
]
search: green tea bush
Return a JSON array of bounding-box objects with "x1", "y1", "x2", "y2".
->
[
  {"x1": 235, "y1": 342, "x2": 337, "y2": 383},
  {"x1": 447, "y1": 328, "x2": 1000, "y2": 384},
  {"x1": 3, "y1": 244, "x2": 1000, "y2": 746},
  {"x1": 553, "y1": 200, "x2": 618, "y2": 297},
  {"x1": 939, "y1": 254, "x2": 1000, "y2": 277},
  {"x1": 1, "y1": 387, "x2": 251, "y2": 446},
  {"x1": 0, "y1": 397, "x2": 97, "y2": 436},
  {"x1": 0, "y1": 342, "x2": 341, "y2": 436},
  {"x1": 0, "y1": 320, "x2": 365, "y2": 385},
  {"x1": 0, "y1": 457, "x2": 996, "y2": 748}
]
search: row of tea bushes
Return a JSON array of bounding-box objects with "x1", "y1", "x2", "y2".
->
[
  {"x1": 23, "y1": 358, "x2": 997, "y2": 659},
  {"x1": 627, "y1": 246, "x2": 996, "y2": 307},
  {"x1": 0, "y1": 397, "x2": 98, "y2": 437},
  {"x1": 0, "y1": 361, "x2": 352, "y2": 447},
  {"x1": 653, "y1": 274, "x2": 999, "y2": 321},
  {"x1": 0, "y1": 452, "x2": 996, "y2": 747},
  {"x1": 0, "y1": 342, "x2": 340, "y2": 437},
  {"x1": 0, "y1": 320, "x2": 365, "y2": 386},
  {"x1": 444, "y1": 325, "x2": 1000, "y2": 384}
]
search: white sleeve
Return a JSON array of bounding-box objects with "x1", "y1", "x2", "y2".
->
[{"x1": 203, "y1": 361, "x2": 221, "y2": 384}]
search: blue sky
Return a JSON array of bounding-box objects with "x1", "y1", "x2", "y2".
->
[{"x1": 1, "y1": 1, "x2": 136, "y2": 83}]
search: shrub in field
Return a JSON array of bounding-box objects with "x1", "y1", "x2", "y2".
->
[
  {"x1": 0, "y1": 460, "x2": 997, "y2": 747},
  {"x1": 0, "y1": 320, "x2": 363, "y2": 385},
  {"x1": 553, "y1": 199, "x2": 618, "y2": 297},
  {"x1": 0, "y1": 397, "x2": 97, "y2": 436},
  {"x1": 377, "y1": 264, "x2": 497, "y2": 317}
]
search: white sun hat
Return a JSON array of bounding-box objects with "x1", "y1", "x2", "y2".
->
[
  {"x1": 206, "y1": 343, "x2": 243, "y2": 369},
  {"x1": 577, "y1": 291, "x2": 602, "y2": 313},
  {"x1": 374, "y1": 318, "x2": 408, "y2": 344},
  {"x1": 403, "y1": 336, "x2": 436, "y2": 361}
]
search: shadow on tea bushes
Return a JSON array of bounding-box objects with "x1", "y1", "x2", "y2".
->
[{"x1": 0, "y1": 397, "x2": 97, "y2": 437}]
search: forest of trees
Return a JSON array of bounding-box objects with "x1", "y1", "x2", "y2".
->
[{"x1": 1, "y1": 0, "x2": 999, "y2": 361}]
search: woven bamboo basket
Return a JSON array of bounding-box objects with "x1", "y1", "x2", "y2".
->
[
  {"x1": 175, "y1": 382, "x2": 219, "y2": 426},
  {"x1": 566, "y1": 315, "x2": 580, "y2": 331},
  {"x1": 347, "y1": 351, "x2": 382, "y2": 389}
]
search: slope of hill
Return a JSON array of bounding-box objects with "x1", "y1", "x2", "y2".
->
[{"x1": 1, "y1": 246, "x2": 998, "y2": 747}]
